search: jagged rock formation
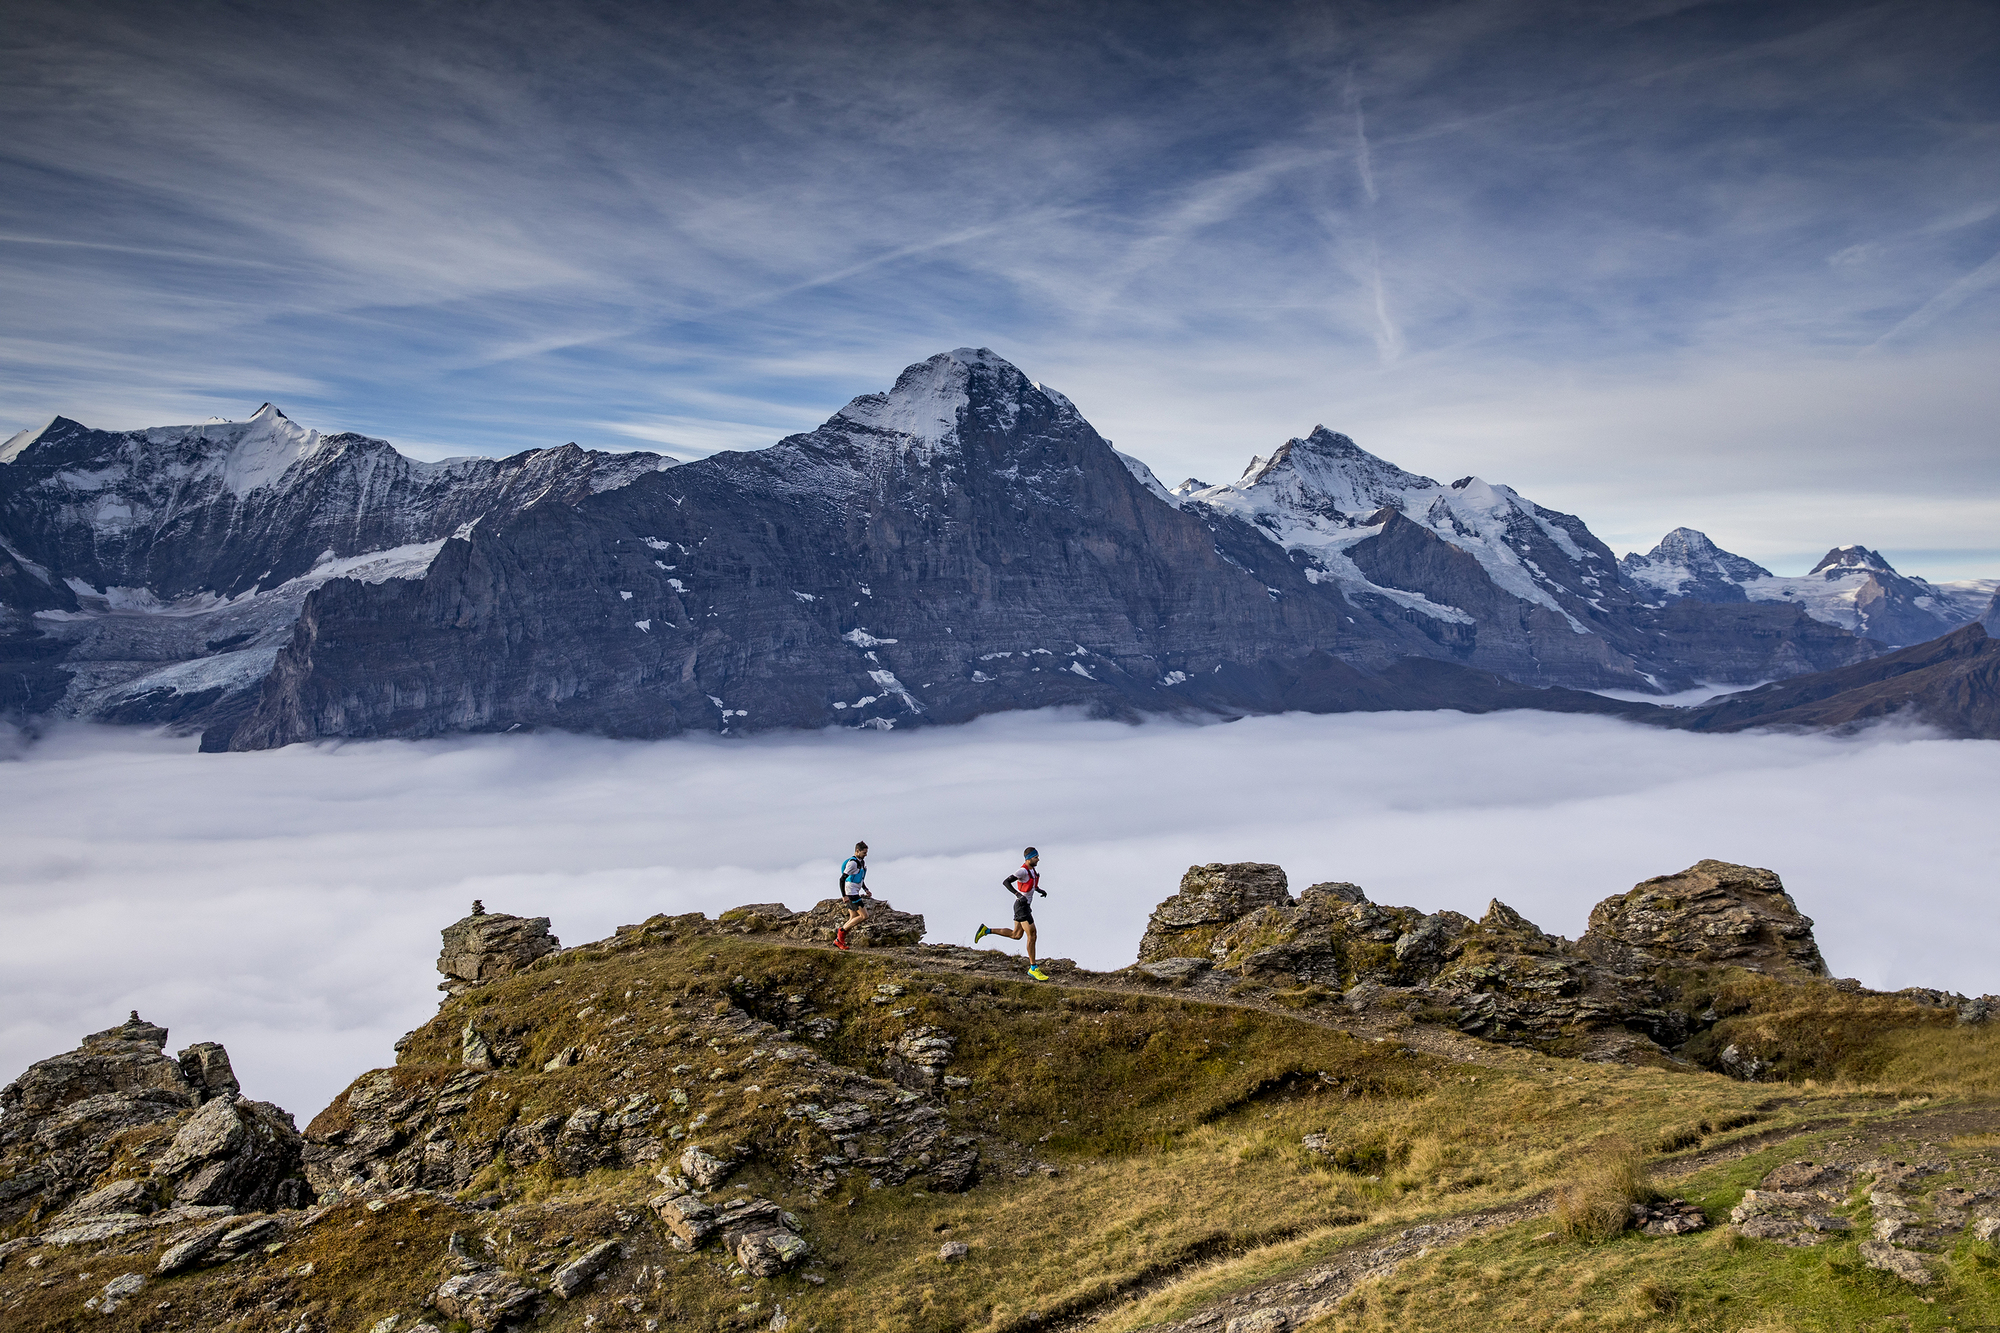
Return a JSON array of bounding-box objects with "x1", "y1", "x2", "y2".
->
[
  {"x1": 0, "y1": 1012, "x2": 308, "y2": 1232},
  {"x1": 8, "y1": 347, "x2": 1960, "y2": 747},
  {"x1": 436, "y1": 906, "x2": 560, "y2": 997},
  {"x1": 1127, "y1": 859, "x2": 1878, "y2": 1065}
]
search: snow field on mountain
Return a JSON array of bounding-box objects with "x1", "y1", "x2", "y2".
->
[{"x1": 3, "y1": 709, "x2": 1997, "y2": 1117}]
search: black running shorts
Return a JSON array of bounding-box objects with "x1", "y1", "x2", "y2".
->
[{"x1": 1012, "y1": 897, "x2": 1034, "y2": 924}]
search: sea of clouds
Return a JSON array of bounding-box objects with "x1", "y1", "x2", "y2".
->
[{"x1": 3, "y1": 709, "x2": 1996, "y2": 1118}]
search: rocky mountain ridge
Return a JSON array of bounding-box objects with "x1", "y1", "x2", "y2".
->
[
  {"x1": 4, "y1": 859, "x2": 1997, "y2": 1330},
  {"x1": 1622, "y1": 530, "x2": 1995, "y2": 648},
  {"x1": 3, "y1": 349, "x2": 1990, "y2": 747}
]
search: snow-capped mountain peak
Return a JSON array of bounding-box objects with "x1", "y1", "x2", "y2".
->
[
  {"x1": 1809, "y1": 545, "x2": 1896, "y2": 578},
  {"x1": 1, "y1": 418, "x2": 60, "y2": 465},
  {"x1": 1224, "y1": 425, "x2": 1437, "y2": 514},
  {"x1": 1183, "y1": 425, "x2": 1611, "y2": 633},
  {"x1": 212, "y1": 403, "x2": 329, "y2": 498},
  {"x1": 825, "y1": 347, "x2": 1081, "y2": 462},
  {"x1": 1619, "y1": 527, "x2": 1773, "y2": 604},
  {"x1": 1620, "y1": 528, "x2": 1990, "y2": 646}
]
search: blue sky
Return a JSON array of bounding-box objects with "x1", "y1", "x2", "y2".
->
[{"x1": 3, "y1": 0, "x2": 1996, "y2": 576}]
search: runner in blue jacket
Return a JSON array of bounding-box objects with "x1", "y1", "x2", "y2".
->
[
  {"x1": 975, "y1": 847, "x2": 1049, "y2": 980},
  {"x1": 835, "y1": 841, "x2": 871, "y2": 950}
]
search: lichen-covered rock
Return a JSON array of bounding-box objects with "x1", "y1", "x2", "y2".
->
[
  {"x1": 155, "y1": 1219, "x2": 236, "y2": 1275},
  {"x1": 884, "y1": 1026, "x2": 957, "y2": 1091},
  {"x1": 434, "y1": 1264, "x2": 540, "y2": 1329},
  {"x1": 716, "y1": 1198, "x2": 810, "y2": 1276},
  {"x1": 652, "y1": 1192, "x2": 717, "y2": 1249},
  {"x1": 550, "y1": 1239, "x2": 621, "y2": 1297},
  {"x1": 82, "y1": 1272, "x2": 146, "y2": 1314},
  {"x1": 437, "y1": 909, "x2": 559, "y2": 997},
  {"x1": 680, "y1": 1144, "x2": 735, "y2": 1189},
  {"x1": 789, "y1": 897, "x2": 926, "y2": 948},
  {"x1": 1126, "y1": 859, "x2": 1844, "y2": 1067},
  {"x1": 1138, "y1": 864, "x2": 1293, "y2": 961},
  {"x1": 1582, "y1": 860, "x2": 1828, "y2": 976},
  {"x1": 716, "y1": 903, "x2": 800, "y2": 933},
  {"x1": 1860, "y1": 1240, "x2": 1933, "y2": 1284}
]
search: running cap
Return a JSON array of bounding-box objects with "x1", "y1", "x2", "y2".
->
[{"x1": 1023, "y1": 846, "x2": 1038, "y2": 858}]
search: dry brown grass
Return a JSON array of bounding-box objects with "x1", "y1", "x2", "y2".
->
[{"x1": 1551, "y1": 1134, "x2": 1652, "y2": 1243}]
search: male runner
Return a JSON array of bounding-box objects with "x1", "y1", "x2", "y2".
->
[
  {"x1": 974, "y1": 846, "x2": 1048, "y2": 980},
  {"x1": 835, "y1": 841, "x2": 871, "y2": 950}
]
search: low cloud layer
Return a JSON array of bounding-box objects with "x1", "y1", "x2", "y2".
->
[{"x1": 3, "y1": 711, "x2": 1996, "y2": 1119}]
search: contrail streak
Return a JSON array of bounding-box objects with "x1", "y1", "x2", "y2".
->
[{"x1": 1868, "y1": 245, "x2": 2000, "y2": 350}]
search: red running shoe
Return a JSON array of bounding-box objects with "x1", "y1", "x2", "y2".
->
[{"x1": 835, "y1": 927, "x2": 848, "y2": 950}]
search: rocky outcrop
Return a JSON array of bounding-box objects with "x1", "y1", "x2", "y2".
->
[
  {"x1": 789, "y1": 897, "x2": 926, "y2": 948},
  {"x1": 307, "y1": 902, "x2": 977, "y2": 1208},
  {"x1": 1583, "y1": 860, "x2": 1827, "y2": 977},
  {"x1": 1127, "y1": 860, "x2": 1860, "y2": 1066},
  {"x1": 0, "y1": 1012, "x2": 309, "y2": 1230},
  {"x1": 437, "y1": 906, "x2": 560, "y2": 996},
  {"x1": 1138, "y1": 864, "x2": 1298, "y2": 962}
]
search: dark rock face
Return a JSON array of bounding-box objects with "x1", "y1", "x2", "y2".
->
[
  {"x1": 0, "y1": 406, "x2": 674, "y2": 735},
  {"x1": 0, "y1": 1013, "x2": 308, "y2": 1229},
  {"x1": 1127, "y1": 860, "x2": 1838, "y2": 1065},
  {"x1": 1676, "y1": 623, "x2": 2000, "y2": 739},
  {"x1": 437, "y1": 909, "x2": 560, "y2": 997}
]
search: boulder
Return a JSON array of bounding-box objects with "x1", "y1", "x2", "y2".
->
[
  {"x1": 1860, "y1": 1240, "x2": 1933, "y2": 1285},
  {"x1": 717, "y1": 903, "x2": 800, "y2": 933},
  {"x1": 156, "y1": 1220, "x2": 236, "y2": 1275},
  {"x1": 789, "y1": 897, "x2": 926, "y2": 948},
  {"x1": 434, "y1": 1265, "x2": 540, "y2": 1329},
  {"x1": 1135, "y1": 957, "x2": 1210, "y2": 983},
  {"x1": 1137, "y1": 864, "x2": 1292, "y2": 961},
  {"x1": 680, "y1": 1145, "x2": 735, "y2": 1190},
  {"x1": 83, "y1": 1272, "x2": 146, "y2": 1314},
  {"x1": 716, "y1": 1198, "x2": 809, "y2": 1277},
  {"x1": 1582, "y1": 860, "x2": 1828, "y2": 976},
  {"x1": 551, "y1": 1239, "x2": 622, "y2": 1298},
  {"x1": 176, "y1": 1043, "x2": 240, "y2": 1101},
  {"x1": 651, "y1": 1192, "x2": 717, "y2": 1249},
  {"x1": 437, "y1": 909, "x2": 559, "y2": 997}
]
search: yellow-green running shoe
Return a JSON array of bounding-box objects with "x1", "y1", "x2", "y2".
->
[
  {"x1": 1028, "y1": 964, "x2": 1049, "y2": 981},
  {"x1": 973, "y1": 924, "x2": 990, "y2": 943}
]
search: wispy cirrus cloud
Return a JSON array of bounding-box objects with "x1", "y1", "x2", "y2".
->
[{"x1": 1, "y1": 0, "x2": 1995, "y2": 573}]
